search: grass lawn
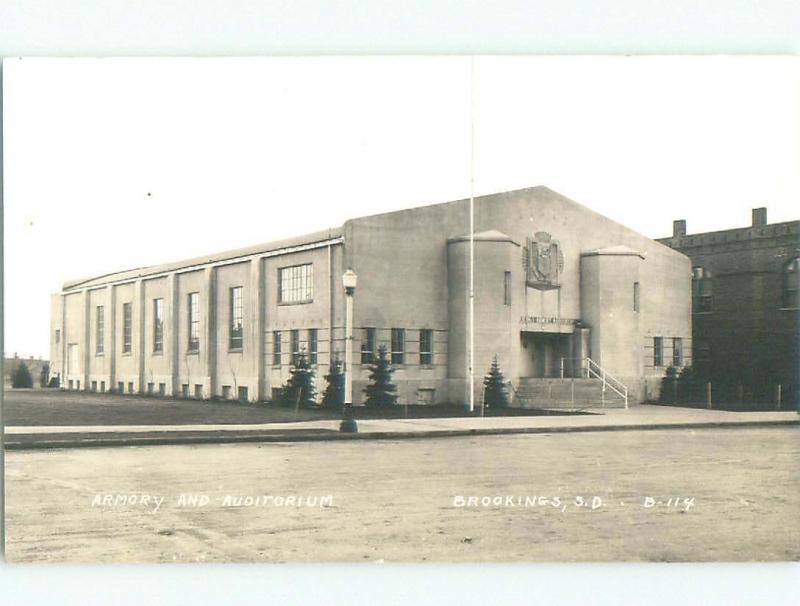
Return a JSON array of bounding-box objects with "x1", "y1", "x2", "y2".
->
[{"x1": 3, "y1": 389, "x2": 584, "y2": 427}]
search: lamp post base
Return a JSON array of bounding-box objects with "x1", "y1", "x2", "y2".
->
[{"x1": 339, "y1": 404, "x2": 359, "y2": 433}]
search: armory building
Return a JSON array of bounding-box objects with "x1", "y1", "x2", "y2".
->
[{"x1": 50, "y1": 186, "x2": 691, "y2": 406}]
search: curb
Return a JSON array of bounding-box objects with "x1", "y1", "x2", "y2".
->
[{"x1": 4, "y1": 418, "x2": 798, "y2": 450}]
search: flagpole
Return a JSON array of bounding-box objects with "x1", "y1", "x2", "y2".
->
[{"x1": 468, "y1": 56, "x2": 475, "y2": 413}]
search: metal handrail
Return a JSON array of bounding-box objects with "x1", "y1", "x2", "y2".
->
[
  {"x1": 583, "y1": 357, "x2": 628, "y2": 408},
  {"x1": 506, "y1": 380, "x2": 520, "y2": 404},
  {"x1": 584, "y1": 357, "x2": 626, "y2": 388}
]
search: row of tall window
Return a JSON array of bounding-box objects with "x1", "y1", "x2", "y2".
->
[
  {"x1": 652, "y1": 336, "x2": 683, "y2": 368},
  {"x1": 84, "y1": 262, "x2": 314, "y2": 357},
  {"x1": 93, "y1": 287, "x2": 244, "y2": 355},
  {"x1": 269, "y1": 328, "x2": 436, "y2": 367},
  {"x1": 692, "y1": 257, "x2": 800, "y2": 312},
  {"x1": 72, "y1": 263, "x2": 498, "y2": 360},
  {"x1": 272, "y1": 329, "x2": 318, "y2": 366},
  {"x1": 361, "y1": 328, "x2": 434, "y2": 366}
]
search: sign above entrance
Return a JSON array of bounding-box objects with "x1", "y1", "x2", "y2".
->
[
  {"x1": 525, "y1": 232, "x2": 564, "y2": 290},
  {"x1": 520, "y1": 316, "x2": 579, "y2": 333}
]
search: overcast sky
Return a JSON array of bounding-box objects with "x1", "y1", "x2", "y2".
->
[{"x1": 4, "y1": 56, "x2": 799, "y2": 359}]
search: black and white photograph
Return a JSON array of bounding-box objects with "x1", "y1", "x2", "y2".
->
[{"x1": 2, "y1": 55, "x2": 798, "y2": 565}]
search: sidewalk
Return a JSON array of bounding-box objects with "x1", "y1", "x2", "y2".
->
[{"x1": 3, "y1": 405, "x2": 797, "y2": 450}]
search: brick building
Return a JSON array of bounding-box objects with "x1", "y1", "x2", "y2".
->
[
  {"x1": 50, "y1": 186, "x2": 691, "y2": 407},
  {"x1": 658, "y1": 208, "x2": 799, "y2": 406}
]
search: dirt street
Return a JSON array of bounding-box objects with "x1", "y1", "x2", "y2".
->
[{"x1": 4, "y1": 427, "x2": 798, "y2": 562}]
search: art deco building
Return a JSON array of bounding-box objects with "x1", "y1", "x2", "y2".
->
[{"x1": 51, "y1": 187, "x2": 691, "y2": 407}]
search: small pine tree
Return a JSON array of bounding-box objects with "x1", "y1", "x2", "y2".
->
[
  {"x1": 483, "y1": 356, "x2": 509, "y2": 409},
  {"x1": 363, "y1": 346, "x2": 398, "y2": 408},
  {"x1": 280, "y1": 351, "x2": 317, "y2": 408},
  {"x1": 321, "y1": 356, "x2": 345, "y2": 409},
  {"x1": 12, "y1": 360, "x2": 34, "y2": 388}
]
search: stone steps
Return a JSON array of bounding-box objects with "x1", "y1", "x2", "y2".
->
[{"x1": 511, "y1": 378, "x2": 627, "y2": 410}]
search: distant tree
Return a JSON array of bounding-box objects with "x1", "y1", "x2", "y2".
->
[
  {"x1": 321, "y1": 356, "x2": 345, "y2": 409},
  {"x1": 363, "y1": 346, "x2": 398, "y2": 408},
  {"x1": 12, "y1": 360, "x2": 34, "y2": 389},
  {"x1": 483, "y1": 356, "x2": 509, "y2": 408},
  {"x1": 280, "y1": 351, "x2": 317, "y2": 408}
]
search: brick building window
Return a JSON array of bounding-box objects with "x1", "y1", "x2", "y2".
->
[
  {"x1": 122, "y1": 302, "x2": 132, "y2": 353},
  {"x1": 279, "y1": 264, "x2": 313, "y2": 303},
  {"x1": 391, "y1": 328, "x2": 405, "y2": 364},
  {"x1": 692, "y1": 267, "x2": 713, "y2": 313},
  {"x1": 188, "y1": 293, "x2": 200, "y2": 352},
  {"x1": 55, "y1": 329, "x2": 61, "y2": 344},
  {"x1": 308, "y1": 328, "x2": 318, "y2": 364},
  {"x1": 782, "y1": 257, "x2": 799, "y2": 309},
  {"x1": 419, "y1": 329, "x2": 433, "y2": 365},
  {"x1": 273, "y1": 331, "x2": 282, "y2": 366},
  {"x1": 694, "y1": 341, "x2": 711, "y2": 364},
  {"x1": 229, "y1": 286, "x2": 243, "y2": 350},
  {"x1": 361, "y1": 328, "x2": 376, "y2": 364},
  {"x1": 653, "y1": 337, "x2": 664, "y2": 367},
  {"x1": 96, "y1": 306, "x2": 105, "y2": 354},
  {"x1": 153, "y1": 298, "x2": 164, "y2": 353},
  {"x1": 672, "y1": 337, "x2": 683, "y2": 367}
]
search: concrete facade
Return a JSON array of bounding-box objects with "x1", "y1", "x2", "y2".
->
[
  {"x1": 658, "y1": 208, "x2": 800, "y2": 405},
  {"x1": 51, "y1": 186, "x2": 691, "y2": 405}
]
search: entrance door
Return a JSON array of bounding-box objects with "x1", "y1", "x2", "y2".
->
[
  {"x1": 67, "y1": 343, "x2": 79, "y2": 376},
  {"x1": 520, "y1": 333, "x2": 571, "y2": 378}
]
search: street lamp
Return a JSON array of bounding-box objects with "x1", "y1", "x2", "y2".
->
[{"x1": 339, "y1": 269, "x2": 359, "y2": 433}]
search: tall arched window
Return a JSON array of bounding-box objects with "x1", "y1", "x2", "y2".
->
[
  {"x1": 782, "y1": 257, "x2": 799, "y2": 309},
  {"x1": 692, "y1": 266, "x2": 713, "y2": 313}
]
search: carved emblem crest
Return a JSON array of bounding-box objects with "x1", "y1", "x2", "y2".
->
[{"x1": 525, "y1": 232, "x2": 564, "y2": 290}]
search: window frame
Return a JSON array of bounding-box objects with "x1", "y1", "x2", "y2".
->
[
  {"x1": 391, "y1": 328, "x2": 405, "y2": 365},
  {"x1": 272, "y1": 330, "x2": 282, "y2": 366},
  {"x1": 781, "y1": 257, "x2": 800, "y2": 309},
  {"x1": 96, "y1": 305, "x2": 105, "y2": 355},
  {"x1": 122, "y1": 302, "x2": 133, "y2": 354},
  {"x1": 278, "y1": 263, "x2": 314, "y2": 304},
  {"x1": 653, "y1": 336, "x2": 664, "y2": 368},
  {"x1": 694, "y1": 341, "x2": 711, "y2": 365},
  {"x1": 308, "y1": 328, "x2": 318, "y2": 365},
  {"x1": 419, "y1": 329, "x2": 433, "y2": 366},
  {"x1": 187, "y1": 292, "x2": 200, "y2": 352},
  {"x1": 672, "y1": 337, "x2": 683, "y2": 368},
  {"x1": 360, "y1": 327, "x2": 376, "y2": 364},
  {"x1": 153, "y1": 298, "x2": 164, "y2": 353},
  {"x1": 692, "y1": 266, "x2": 713, "y2": 313},
  {"x1": 229, "y1": 286, "x2": 244, "y2": 350},
  {"x1": 290, "y1": 329, "x2": 301, "y2": 365}
]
